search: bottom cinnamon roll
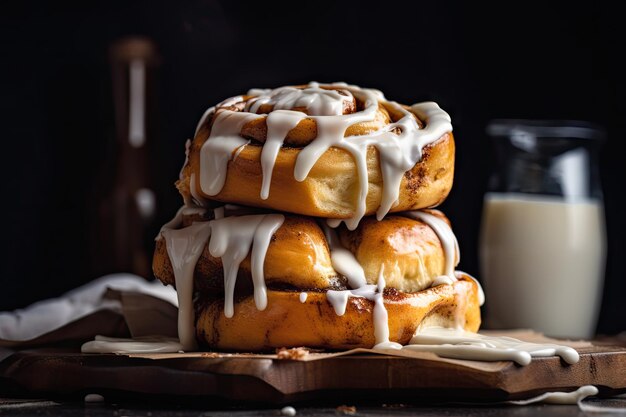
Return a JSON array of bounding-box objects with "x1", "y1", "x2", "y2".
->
[
  {"x1": 196, "y1": 276, "x2": 481, "y2": 351},
  {"x1": 153, "y1": 205, "x2": 481, "y2": 352}
]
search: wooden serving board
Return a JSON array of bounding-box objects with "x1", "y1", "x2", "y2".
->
[{"x1": 1, "y1": 344, "x2": 625, "y2": 404}]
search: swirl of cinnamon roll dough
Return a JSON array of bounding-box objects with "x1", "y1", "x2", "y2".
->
[{"x1": 178, "y1": 82, "x2": 455, "y2": 230}]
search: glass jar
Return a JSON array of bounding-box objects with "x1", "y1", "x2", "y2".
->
[{"x1": 479, "y1": 120, "x2": 606, "y2": 339}]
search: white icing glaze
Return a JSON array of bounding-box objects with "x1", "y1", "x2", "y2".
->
[
  {"x1": 322, "y1": 222, "x2": 399, "y2": 349},
  {"x1": 189, "y1": 173, "x2": 209, "y2": 207},
  {"x1": 194, "y1": 96, "x2": 243, "y2": 136},
  {"x1": 194, "y1": 82, "x2": 452, "y2": 229},
  {"x1": 326, "y1": 289, "x2": 353, "y2": 316},
  {"x1": 81, "y1": 335, "x2": 183, "y2": 353},
  {"x1": 162, "y1": 221, "x2": 212, "y2": 351},
  {"x1": 321, "y1": 223, "x2": 367, "y2": 289},
  {"x1": 232, "y1": 140, "x2": 250, "y2": 161},
  {"x1": 246, "y1": 83, "x2": 351, "y2": 116},
  {"x1": 372, "y1": 266, "x2": 402, "y2": 350},
  {"x1": 403, "y1": 210, "x2": 460, "y2": 282},
  {"x1": 326, "y1": 276, "x2": 401, "y2": 349},
  {"x1": 260, "y1": 110, "x2": 307, "y2": 199},
  {"x1": 93, "y1": 207, "x2": 283, "y2": 354},
  {"x1": 299, "y1": 292, "x2": 308, "y2": 303},
  {"x1": 431, "y1": 275, "x2": 455, "y2": 286},
  {"x1": 511, "y1": 385, "x2": 598, "y2": 405},
  {"x1": 406, "y1": 327, "x2": 580, "y2": 366},
  {"x1": 208, "y1": 214, "x2": 284, "y2": 317},
  {"x1": 250, "y1": 216, "x2": 285, "y2": 310},
  {"x1": 181, "y1": 205, "x2": 206, "y2": 216},
  {"x1": 156, "y1": 207, "x2": 284, "y2": 351},
  {"x1": 294, "y1": 97, "x2": 452, "y2": 230},
  {"x1": 155, "y1": 206, "x2": 185, "y2": 241},
  {"x1": 326, "y1": 218, "x2": 342, "y2": 229},
  {"x1": 199, "y1": 111, "x2": 261, "y2": 196}
]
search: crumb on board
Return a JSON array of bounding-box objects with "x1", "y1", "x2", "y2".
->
[
  {"x1": 200, "y1": 352, "x2": 220, "y2": 358},
  {"x1": 335, "y1": 405, "x2": 356, "y2": 415},
  {"x1": 276, "y1": 347, "x2": 309, "y2": 360}
]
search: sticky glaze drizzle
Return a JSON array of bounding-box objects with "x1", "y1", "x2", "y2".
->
[
  {"x1": 194, "y1": 82, "x2": 453, "y2": 230},
  {"x1": 158, "y1": 207, "x2": 284, "y2": 350}
]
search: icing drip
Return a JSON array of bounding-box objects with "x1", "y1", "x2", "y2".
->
[
  {"x1": 326, "y1": 268, "x2": 400, "y2": 349},
  {"x1": 327, "y1": 285, "x2": 376, "y2": 316},
  {"x1": 194, "y1": 82, "x2": 453, "y2": 230},
  {"x1": 372, "y1": 266, "x2": 402, "y2": 350},
  {"x1": 207, "y1": 214, "x2": 285, "y2": 318},
  {"x1": 194, "y1": 96, "x2": 244, "y2": 136},
  {"x1": 155, "y1": 206, "x2": 185, "y2": 242},
  {"x1": 291, "y1": 85, "x2": 379, "y2": 230},
  {"x1": 511, "y1": 385, "x2": 598, "y2": 405},
  {"x1": 199, "y1": 111, "x2": 261, "y2": 196},
  {"x1": 158, "y1": 207, "x2": 284, "y2": 350},
  {"x1": 406, "y1": 327, "x2": 580, "y2": 365},
  {"x1": 260, "y1": 110, "x2": 307, "y2": 199},
  {"x1": 322, "y1": 224, "x2": 367, "y2": 289},
  {"x1": 250, "y1": 216, "x2": 285, "y2": 310},
  {"x1": 299, "y1": 292, "x2": 308, "y2": 303},
  {"x1": 162, "y1": 221, "x2": 212, "y2": 351},
  {"x1": 404, "y1": 211, "x2": 460, "y2": 284},
  {"x1": 189, "y1": 174, "x2": 209, "y2": 207},
  {"x1": 322, "y1": 221, "x2": 398, "y2": 348},
  {"x1": 246, "y1": 83, "x2": 352, "y2": 116}
]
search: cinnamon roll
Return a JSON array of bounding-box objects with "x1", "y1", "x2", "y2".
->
[
  {"x1": 153, "y1": 206, "x2": 481, "y2": 351},
  {"x1": 196, "y1": 276, "x2": 480, "y2": 351},
  {"x1": 178, "y1": 82, "x2": 454, "y2": 230}
]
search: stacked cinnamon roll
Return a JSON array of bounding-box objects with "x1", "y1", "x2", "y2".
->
[{"x1": 153, "y1": 82, "x2": 482, "y2": 351}]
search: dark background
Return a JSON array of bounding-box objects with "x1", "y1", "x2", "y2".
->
[{"x1": 2, "y1": 1, "x2": 624, "y2": 334}]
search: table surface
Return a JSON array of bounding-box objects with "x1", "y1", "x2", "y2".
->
[{"x1": 0, "y1": 398, "x2": 597, "y2": 417}]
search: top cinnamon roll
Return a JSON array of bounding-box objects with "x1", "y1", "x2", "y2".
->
[{"x1": 178, "y1": 82, "x2": 454, "y2": 230}]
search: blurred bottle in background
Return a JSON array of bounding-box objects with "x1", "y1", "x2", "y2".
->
[
  {"x1": 480, "y1": 120, "x2": 606, "y2": 339},
  {"x1": 90, "y1": 37, "x2": 160, "y2": 279}
]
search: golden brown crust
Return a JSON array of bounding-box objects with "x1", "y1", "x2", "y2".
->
[
  {"x1": 153, "y1": 214, "x2": 341, "y2": 293},
  {"x1": 180, "y1": 131, "x2": 454, "y2": 219},
  {"x1": 195, "y1": 275, "x2": 481, "y2": 351},
  {"x1": 152, "y1": 210, "x2": 452, "y2": 294},
  {"x1": 338, "y1": 214, "x2": 449, "y2": 293}
]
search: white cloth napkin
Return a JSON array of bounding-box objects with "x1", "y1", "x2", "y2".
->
[{"x1": 0, "y1": 274, "x2": 178, "y2": 343}]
